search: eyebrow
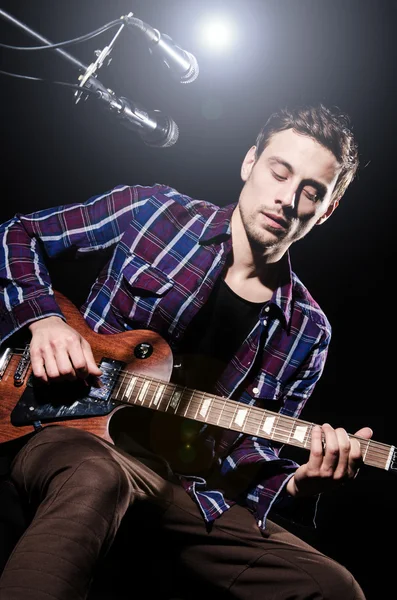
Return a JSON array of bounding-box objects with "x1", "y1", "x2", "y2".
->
[{"x1": 268, "y1": 156, "x2": 328, "y2": 198}]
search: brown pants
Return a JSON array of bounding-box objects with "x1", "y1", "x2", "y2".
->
[{"x1": 0, "y1": 425, "x2": 365, "y2": 600}]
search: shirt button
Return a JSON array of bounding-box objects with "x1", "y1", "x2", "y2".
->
[
  {"x1": 264, "y1": 306, "x2": 270, "y2": 312},
  {"x1": 258, "y1": 519, "x2": 262, "y2": 527},
  {"x1": 253, "y1": 387, "x2": 259, "y2": 395}
]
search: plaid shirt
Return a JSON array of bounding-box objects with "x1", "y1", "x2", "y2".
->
[{"x1": 0, "y1": 183, "x2": 331, "y2": 530}]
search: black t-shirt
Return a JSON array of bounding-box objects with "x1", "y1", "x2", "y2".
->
[{"x1": 175, "y1": 277, "x2": 264, "y2": 392}]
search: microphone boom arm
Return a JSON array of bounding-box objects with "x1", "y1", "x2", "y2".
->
[{"x1": 0, "y1": 8, "x2": 180, "y2": 147}]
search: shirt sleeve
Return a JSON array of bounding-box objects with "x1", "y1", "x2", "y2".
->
[{"x1": 0, "y1": 184, "x2": 158, "y2": 342}]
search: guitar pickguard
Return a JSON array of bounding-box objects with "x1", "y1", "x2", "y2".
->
[{"x1": 10, "y1": 357, "x2": 124, "y2": 426}]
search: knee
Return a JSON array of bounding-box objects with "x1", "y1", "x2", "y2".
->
[
  {"x1": 308, "y1": 555, "x2": 365, "y2": 600},
  {"x1": 12, "y1": 426, "x2": 130, "y2": 505}
]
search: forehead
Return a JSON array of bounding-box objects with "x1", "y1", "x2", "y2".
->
[{"x1": 261, "y1": 128, "x2": 341, "y2": 187}]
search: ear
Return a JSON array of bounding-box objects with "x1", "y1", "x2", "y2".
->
[
  {"x1": 241, "y1": 146, "x2": 257, "y2": 182},
  {"x1": 316, "y1": 197, "x2": 341, "y2": 225}
]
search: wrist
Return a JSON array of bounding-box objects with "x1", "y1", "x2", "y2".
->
[{"x1": 28, "y1": 315, "x2": 63, "y2": 332}]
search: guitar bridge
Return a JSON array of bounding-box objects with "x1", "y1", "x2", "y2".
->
[{"x1": 10, "y1": 357, "x2": 125, "y2": 426}]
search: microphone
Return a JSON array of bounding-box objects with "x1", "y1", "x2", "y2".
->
[
  {"x1": 87, "y1": 78, "x2": 179, "y2": 147},
  {"x1": 125, "y1": 16, "x2": 199, "y2": 84},
  {"x1": 116, "y1": 96, "x2": 180, "y2": 148}
]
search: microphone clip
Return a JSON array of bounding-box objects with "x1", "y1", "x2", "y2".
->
[{"x1": 75, "y1": 11, "x2": 134, "y2": 104}]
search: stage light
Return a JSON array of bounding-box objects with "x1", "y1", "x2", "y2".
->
[{"x1": 199, "y1": 17, "x2": 236, "y2": 51}]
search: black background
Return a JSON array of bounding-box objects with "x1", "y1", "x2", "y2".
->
[{"x1": 1, "y1": 1, "x2": 396, "y2": 598}]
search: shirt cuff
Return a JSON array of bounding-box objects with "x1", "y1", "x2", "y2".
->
[{"x1": 0, "y1": 295, "x2": 65, "y2": 343}]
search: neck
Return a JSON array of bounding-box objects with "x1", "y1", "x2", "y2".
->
[
  {"x1": 223, "y1": 212, "x2": 290, "y2": 303},
  {"x1": 228, "y1": 208, "x2": 288, "y2": 286}
]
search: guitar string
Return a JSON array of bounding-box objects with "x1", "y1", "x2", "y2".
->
[
  {"x1": 8, "y1": 352, "x2": 393, "y2": 466},
  {"x1": 105, "y1": 370, "x2": 392, "y2": 461},
  {"x1": 111, "y1": 375, "x2": 392, "y2": 467}
]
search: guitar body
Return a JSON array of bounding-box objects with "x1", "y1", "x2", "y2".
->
[{"x1": 0, "y1": 292, "x2": 174, "y2": 445}]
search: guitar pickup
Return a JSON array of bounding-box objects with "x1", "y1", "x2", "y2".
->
[{"x1": 14, "y1": 345, "x2": 31, "y2": 387}]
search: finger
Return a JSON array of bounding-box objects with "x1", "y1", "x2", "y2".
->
[
  {"x1": 67, "y1": 342, "x2": 89, "y2": 380},
  {"x1": 354, "y1": 426, "x2": 373, "y2": 440},
  {"x1": 53, "y1": 346, "x2": 77, "y2": 380},
  {"x1": 321, "y1": 424, "x2": 340, "y2": 474},
  {"x1": 29, "y1": 347, "x2": 48, "y2": 383},
  {"x1": 308, "y1": 425, "x2": 324, "y2": 469},
  {"x1": 348, "y1": 431, "x2": 371, "y2": 476},
  {"x1": 81, "y1": 339, "x2": 102, "y2": 376},
  {"x1": 41, "y1": 346, "x2": 61, "y2": 381},
  {"x1": 333, "y1": 427, "x2": 351, "y2": 479}
]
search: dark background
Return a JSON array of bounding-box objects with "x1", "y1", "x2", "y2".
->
[{"x1": 1, "y1": 1, "x2": 396, "y2": 598}]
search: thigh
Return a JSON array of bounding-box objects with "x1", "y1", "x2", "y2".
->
[
  {"x1": 156, "y1": 487, "x2": 364, "y2": 600},
  {"x1": 9, "y1": 425, "x2": 177, "y2": 510}
]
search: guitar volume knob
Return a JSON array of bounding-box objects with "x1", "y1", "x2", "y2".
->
[{"x1": 134, "y1": 342, "x2": 153, "y2": 359}]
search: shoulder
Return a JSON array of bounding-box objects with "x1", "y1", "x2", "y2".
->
[{"x1": 123, "y1": 183, "x2": 224, "y2": 220}]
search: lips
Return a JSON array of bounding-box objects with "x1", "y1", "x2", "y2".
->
[{"x1": 262, "y1": 212, "x2": 288, "y2": 229}]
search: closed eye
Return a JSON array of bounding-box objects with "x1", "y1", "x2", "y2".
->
[
  {"x1": 271, "y1": 170, "x2": 287, "y2": 181},
  {"x1": 303, "y1": 188, "x2": 322, "y2": 202}
]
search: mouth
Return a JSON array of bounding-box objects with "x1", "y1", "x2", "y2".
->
[{"x1": 261, "y1": 212, "x2": 288, "y2": 230}]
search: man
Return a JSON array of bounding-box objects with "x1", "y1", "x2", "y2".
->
[{"x1": 0, "y1": 104, "x2": 372, "y2": 599}]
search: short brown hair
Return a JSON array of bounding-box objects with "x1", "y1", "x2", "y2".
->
[{"x1": 255, "y1": 104, "x2": 359, "y2": 202}]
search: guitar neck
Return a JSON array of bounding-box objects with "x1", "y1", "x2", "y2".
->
[{"x1": 111, "y1": 372, "x2": 397, "y2": 473}]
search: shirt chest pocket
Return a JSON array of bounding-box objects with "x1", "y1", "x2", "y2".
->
[{"x1": 121, "y1": 254, "x2": 174, "y2": 297}]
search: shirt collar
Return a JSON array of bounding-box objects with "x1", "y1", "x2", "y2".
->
[
  {"x1": 266, "y1": 252, "x2": 294, "y2": 327},
  {"x1": 199, "y1": 203, "x2": 235, "y2": 244},
  {"x1": 199, "y1": 203, "x2": 294, "y2": 327}
]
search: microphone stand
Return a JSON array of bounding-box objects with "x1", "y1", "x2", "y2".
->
[
  {"x1": 0, "y1": 9, "x2": 180, "y2": 147},
  {"x1": 0, "y1": 10, "x2": 136, "y2": 121},
  {"x1": 0, "y1": 8, "x2": 88, "y2": 71}
]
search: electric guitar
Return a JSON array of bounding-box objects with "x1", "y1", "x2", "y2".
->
[{"x1": 0, "y1": 291, "x2": 395, "y2": 476}]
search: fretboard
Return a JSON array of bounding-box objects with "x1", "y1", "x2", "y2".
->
[{"x1": 111, "y1": 372, "x2": 396, "y2": 473}]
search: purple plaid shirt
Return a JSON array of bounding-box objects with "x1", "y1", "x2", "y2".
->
[{"x1": 0, "y1": 183, "x2": 331, "y2": 530}]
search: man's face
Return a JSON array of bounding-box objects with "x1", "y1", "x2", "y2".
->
[{"x1": 238, "y1": 128, "x2": 342, "y2": 253}]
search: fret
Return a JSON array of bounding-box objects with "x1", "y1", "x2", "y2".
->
[
  {"x1": 164, "y1": 385, "x2": 177, "y2": 413},
  {"x1": 215, "y1": 398, "x2": 227, "y2": 427},
  {"x1": 385, "y1": 445, "x2": 394, "y2": 471},
  {"x1": 292, "y1": 423, "x2": 308, "y2": 446},
  {"x1": 261, "y1": 414, "x2": 276, "y2": 437},
  {"x1": 304, "y1": 424, "x2": 314, "y2": 448},
  {"x1": 229, "y1": 401, "x2": 240, "y2": 431},
  {"x1": 285, "y1": 418, "x2": 294, "y2": 445},
  {"x1": 138, "y1": 379, "x2": 150, "y2": 404},
  {"x1": 182, "y1": 389, "x2": 195, "y2": 418},
  {"x1": 153, "y1": 383, "x2": 166, "y2": 407},
  {"x1": 169, "y1": 388, "x2": 182, "y2": 411},
  {"x1": 113, "y1": 370, "x2": 127, "y2": 401},
  {"x1": 246, "y1": 406, "x2": 255, "y2": 435},
  {"x1": 234, "y1": 407, "x2": 248, "y2": 430},
  {"x1": 361, "y1": 438, "x2": 370, "y2": 463},
  {"x1": 272, "y1": 414, "x2": 281, "y2": 441},
  {"x1": 124, "y1": 375, "x2": 138, "y2": 403},
  {"x1": 198, "y1": 396, "x2": 212, "y2": 421},
  {"x1": 193, "y1": 392, "x2": 205, "y2": 421}
]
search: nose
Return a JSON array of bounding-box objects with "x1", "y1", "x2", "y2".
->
[{"x1": 275, "y1": 185, "x2": 296, "y2": 209}]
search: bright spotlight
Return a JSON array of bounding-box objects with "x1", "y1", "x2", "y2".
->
[{"x1": 199, "y1": 17, "x2": 236, "y2": 51}]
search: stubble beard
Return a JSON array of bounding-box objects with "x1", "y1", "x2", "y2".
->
[{"x1": 239, "y1": 205, "x2": 285, "y2": 256}]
